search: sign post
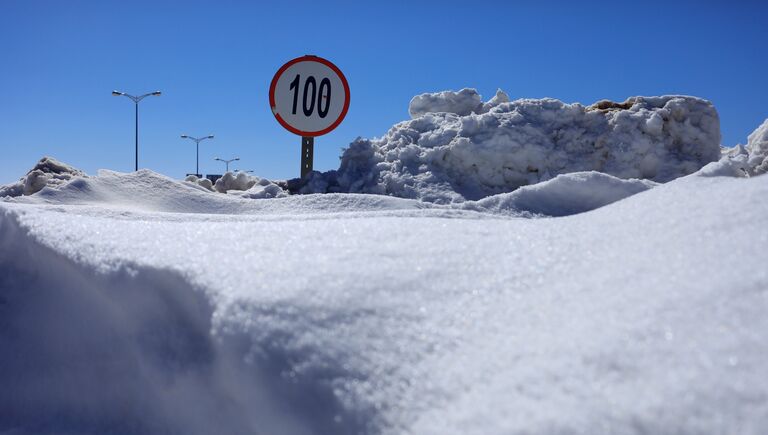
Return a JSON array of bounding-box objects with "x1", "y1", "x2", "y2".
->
[
  {"x1": 301, "y1": 136, "x2": 314, "y2": 176},
  {"x1": 269, "y1": 55, "x2": 350, "y2": 179}
]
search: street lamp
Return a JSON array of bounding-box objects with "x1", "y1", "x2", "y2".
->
[
  {"x1": 214, "y1": 157, "x2": 240, "y2": 173},
  {"x1": 181, "y1": 134, "x2": 214, "y2": 176},
  {"x1": 112, "y1": 90, "x2": 162, "y2": 171}
]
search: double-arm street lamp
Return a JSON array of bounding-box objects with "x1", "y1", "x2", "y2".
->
[
  {"x1": 214, "y1": 157, "x2": 240, "y2": 173},
  {"x1": 181, "y1": 134, "x2": 214, "y2": 176},
  {"x1": 112, "y1": 90, "x2": 162, "y2": 171}
]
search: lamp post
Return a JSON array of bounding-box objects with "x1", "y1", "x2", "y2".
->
[
  {"x1": 214, "y1": 157, "x2": 240, "y2": 173},
  {"x1": 181, "y1": 134, "x2": 214, "y2": 176},
  {"x1": 112, "y1": 90, "x2": 162, "y2": 171}
]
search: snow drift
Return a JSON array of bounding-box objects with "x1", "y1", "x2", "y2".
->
[
  {"x1": 4, "y1": 162, "x2": 662, "y2": 219},
  {"x1": 2, "y1": 167, "x2": 768, "y2": 434},
  {"x1": 465, "y1": 171, "x2": 657, "y2": 217},
  {"x1": 297, "y1": 90, "x2": 720, "y2": 203}
]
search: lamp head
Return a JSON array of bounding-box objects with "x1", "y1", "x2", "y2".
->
[
  {"x1": 180, "y1": 135, "x2": 188, "y2": 138},
  {"x1": 151, "y1": 91, "x2": 162, "y2": 96},
  {"x1": 207, "y1": 135, "x2": 214, "y2": 139},
  {"x1": 111, "y1": 90, "x2": 123, "y2": 96}
]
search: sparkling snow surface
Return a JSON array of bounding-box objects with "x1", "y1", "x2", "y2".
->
[{"x1": 1, "y1": 166, "x2": 767, "y2": 435}]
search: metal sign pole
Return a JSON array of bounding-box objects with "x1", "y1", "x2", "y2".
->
[{"x1": 301, "y1": 136, "x2": 314, "y2": 178}]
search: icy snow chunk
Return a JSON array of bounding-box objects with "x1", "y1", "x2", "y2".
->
[
  {"x1": 184, "y1": 174, "x2": 215, "y2": 191},
  {"x1": 699, "y1": 118, "x2": 768, "y2": 178},
  {"x1": 304, "y1": 92, "x2": 721, "y2": 203},
  {"x1": 0, "y1": 156, "x2": 86, "y2": 197},
  {"x1": 696, "y1": 146, "x2": 751, "y2": 178},
  {"x1": 747, "y1": 118, "x2": 768, "y2": 175},
  {"x1": 409, "y1": 88, "x2": 484, "y2": 118},
  {"x1": 213, "y1": 171, "x2": 258, "y2": 193},
  {"x1": 408, "y1": 88, "x2": 509, "y2": 118},
  {"x1": 480, "y1": 89, "x2": 510, "y2": 113},
  {"x1": 214, "y1": 172, "x2": 289, "y2": 198},
  {"x1": 235, "y1": 177, "x2": 289, "y2": 199}
]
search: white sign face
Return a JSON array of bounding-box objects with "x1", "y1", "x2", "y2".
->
[{"x1": 269, "y1": 56, "x2": 350, "y2": 137}]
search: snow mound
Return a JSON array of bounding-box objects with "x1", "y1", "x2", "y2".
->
[
  {"x1": 464, "y1": 171, "x2": 657, "y2": 217},
  {"x1": 0, "y1": 157, "x2": 86, "y2": 197},
  {"x1": 301, "y1": 91, "x2": 721, "y2": 203}
]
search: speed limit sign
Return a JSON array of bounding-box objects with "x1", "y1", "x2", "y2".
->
[{"x1": 269, "y1": 55, "x2": 350, "y2": 178}]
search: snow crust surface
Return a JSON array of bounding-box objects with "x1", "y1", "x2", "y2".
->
[{"x1": 2, "y1": 162, "x2": 767, "y2": 434}]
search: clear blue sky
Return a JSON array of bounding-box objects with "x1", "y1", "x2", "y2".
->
[{"x1": 1, "y1": 0, "x2": 766, "y2": 183}]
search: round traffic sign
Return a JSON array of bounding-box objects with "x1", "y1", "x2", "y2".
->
[{"x1": 269, "y1": 55, "x2": 350, "y2": 137}]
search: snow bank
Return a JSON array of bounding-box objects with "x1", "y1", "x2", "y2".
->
[
  {"x1": 300, "y1": 91, "x2": 720, "y2": 203},
  {"x1": 0, "y1": 157, "x2": 86, "y2": 197},
  {"x1": 2, "y1": 172, "x2": 768, "y2": 434}
]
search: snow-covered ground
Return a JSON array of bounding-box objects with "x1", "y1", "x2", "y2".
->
[
  {"x1": 2, "y1": 164, "x2": 767, "y2": 434},
  {"x1": 2, "y1": 95, "x2": 768, "y2": 434}
]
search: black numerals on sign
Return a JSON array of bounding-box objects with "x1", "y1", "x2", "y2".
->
[
  {"x1": 318, "y1": 78, "x2": 331, "y2": 118},
  {"x1": 289, "y1": 74, "x2": 331, "y2": 118},
  {"x1": 302, "y1": 77, "x2": 316, "y2": 116}
]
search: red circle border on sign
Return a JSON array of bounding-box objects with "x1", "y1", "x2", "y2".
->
[{"x1": 269, "y1": 55, "x2": 351, "y2": 137}]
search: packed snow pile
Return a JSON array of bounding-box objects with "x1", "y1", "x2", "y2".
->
[
  {"x1": 297, "y1": 90, "x2": 721, "y2": 203},
  {"x1": 0, "y1": 157, "x2": 86, "y2": 197}
]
